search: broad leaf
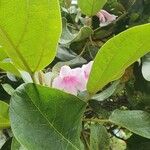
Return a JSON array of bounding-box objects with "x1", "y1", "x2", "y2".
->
[
  {"x1": 0, "y1": 101, "x2": 10, "y2": 129},
  {"x1": 90, "y1": 124, "x2": 110, "y2": 150},
  {"x1": 88, "y1": 23, "x2": 150, "y2": 94},
  {"x1": 0, "y1": 0, "x2": 61, "y2": 73},
  {"x1": 142, "y1": 53, "x2": 150, "y2": 81},
  {"x1": 77, "y1": 0, "x2": 107, "y2": 16},
  {"x1": 10, "y1": 83, "x2": 86, "y2": 150},
  {"x1": 109, "y1": 110, "x2": 150, "y2": 139}
]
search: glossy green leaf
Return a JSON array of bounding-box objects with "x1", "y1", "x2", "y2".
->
[
  {"x1": 109, "y1": 110, "x2": 150, "y2": 139},
  {"x1": 0, "y1": 101, "x2": 10, "y2": 129},
  {"x1": 88, "y1": 23, "x2": 150, "y2": 94},
  {"x1": 77, "y1": 0, "x2": 107, "y2": 16},
  {"x1": 90, "y1": 124, "x2": 110, "y2": 150},
  {"x1": 10, "y1": 83, "x2": 86, "y2": 150},
  {"x1": 142, "y1": 53, "x2": 150, "y2": 81},
  {"x1": 0, "y1": 0, "x2": 61, "y2": 73}
]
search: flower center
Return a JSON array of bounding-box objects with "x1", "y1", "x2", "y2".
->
[{"x1": 63, "y1": 76, "x2": 77, "y2": 84}]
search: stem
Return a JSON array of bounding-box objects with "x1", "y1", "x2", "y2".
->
[
  {"x1": 89, "y1": 36, "x2": 95, "y2": 46},
  {"x1": 31, "y1": 72, "x2": 37, "y2": 84},
  {"x1": 81, "y1": 132, "x2": 90, "y2": 150},
  {"x1": 78, "y1": 42, "x2": 87, "y2": 57}
]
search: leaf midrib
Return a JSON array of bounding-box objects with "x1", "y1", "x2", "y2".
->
[
  {"x1": 25, "y1": 90, "x2": 79, "y2": 150},
  {"x1": 0, "y1": 26, "x2": 32, "y2": 73}
]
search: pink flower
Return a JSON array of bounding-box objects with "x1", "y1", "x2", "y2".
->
[
  {"x1": 52, "y1": 61, "x2": 93, "y2": 95},
  {"x1": 97, "y1": 10, "x2": 117, "y2": 27},
  {"x1": 82, "y1": 61, "x2": 93, "y2": 80}
]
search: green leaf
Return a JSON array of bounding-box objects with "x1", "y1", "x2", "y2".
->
[
  {"x1": 71, "y1": 26, "x2": 93, "y2": 43},
  {"x1": 109, "y1": 110, "x2": 150, "y2": 139},
  {"x1": 10, "y1": 83, "x2": 86, "y2": 150},
  {"x1": 60, "y1": 18, "x2": 93, "y2": 44},
  {"x1": 142, "y1": 53, "x2": 150, "y2": 81},
  {"x1": 57, "y1": 46, "x2": 77, "y2": 61},
  {"x1": 88, "y1": 23, "x2": 150, "y2": 94},
  {"x1": 0, "y1": 59, "x2": 20, "y2": 76},
  {"x1": 90, "y1": 124, "x2": 110, "y2": 150},
  {"x1": 0, "y1": 101, "x2": 10, "y2": 129},
  {"x1": 77, "y1": 0, "x2": 107, "y2": 16},
  {"x1": 52, "y1": 56, "x2": 87, "y2": 73},
  {"x1": 2, "y1": 84, "x2": 15, "y2": 96},
  {"x1": 92, "y1": 80, "x2": 120, "y2": 101},
  {"x1": 0, "y1": 0, "x2": 61, "y2": 73}
]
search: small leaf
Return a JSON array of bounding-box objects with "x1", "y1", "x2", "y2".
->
[
  {"x1": 0, "y1": 0, "x2": 61, "y2": 73},
  {"x1": 57, "y1": 46, "x2": 77, "y2": 61},
  {"x1": 90, "y1": 124, "x2": 110, "y2": 150},
  {"x1": 77, "y1": 0, "x2": 107, "y2": 16},
  {"x1": 88, "y1": 23, "x2": 150, "y2": 94},
  {"x1": 10, "y1": 83, "x2": 86, "y2": 150},
  {"x1": 60, "y1": 18, "x2": 93, "y2": 44},
  {"x1": 2, "y1": 84, "x2": 15, "y2": 96},
  {"x1": 71, "y1": 27, "x2": 93, "y2": 43},
  {"x1": 142, "y1": 53, "x2": 150, "y2": 81},
  {"x1": 109, "y1": 110, "x2": 150, "y2": 139},
  {"x1": 0, "y1": 101, "x2": 10, "y2": 129},
  {"x1": 53, "y1": 56, "x2": 87, "y2": 73},
  {"x1": 0, "y1": 59, "x2": 20, "y2": 76},
  {"x1": 92, "y1": 80, "x2": 120, "y2": 101},
  {"x1": 60, "y1": 18, "x2": 76, "y2": 45}
]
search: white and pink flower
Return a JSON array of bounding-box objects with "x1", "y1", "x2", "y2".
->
[
  {"x1": 52, "y1": 61, "x2": 93, "y2": 95},
  {"x1": 97, "y1": 10, "x2": 117, "y2": 27}
]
